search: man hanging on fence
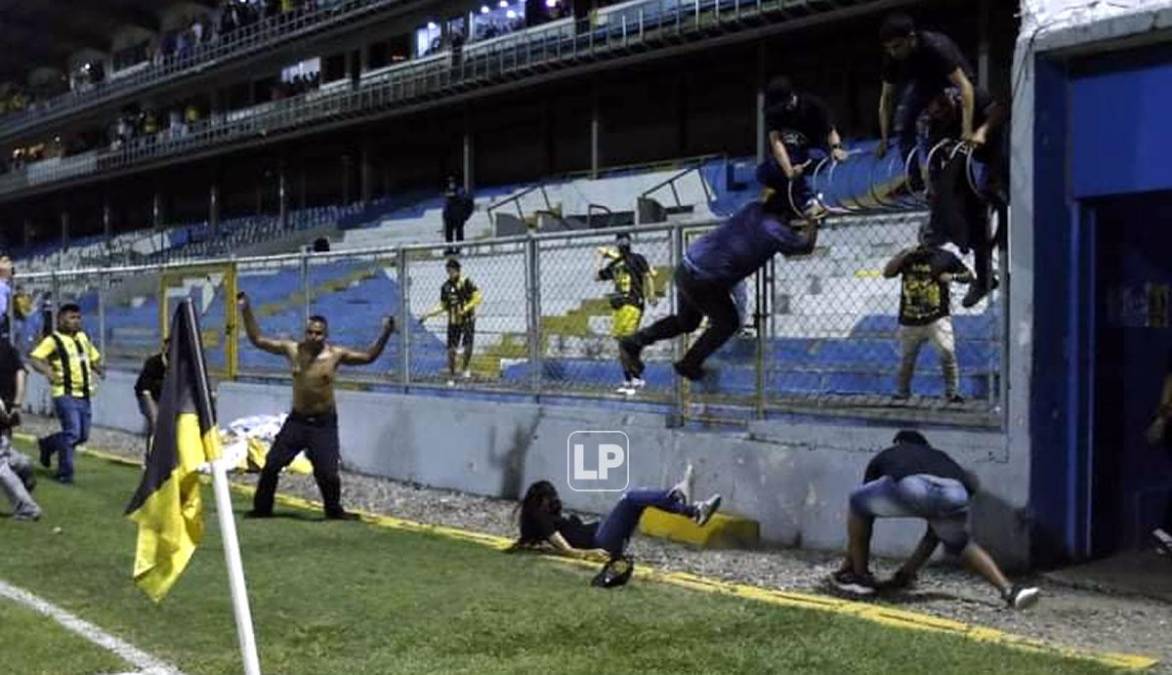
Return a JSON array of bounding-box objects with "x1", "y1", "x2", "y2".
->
[
  {"x1": 421, "y1": 258, "x2": 482, "y2": 386},
  {"x1": 619, "y1": 200, "x2": 819, "y2": 382},
  {"x1": 597, "y1": 232, "x2": 656, "y2": 396},
  {"x1": 757, "y1": 76, "x2": 848, "y2": 221},
  {"x1": 883, "y1": 236, "x2": 972, "y2": 404},
  {"x1": 238, "y1": 291, "x2": 396, "y2": 520},
  {"x1": 29, "y1": 303, "x2": 102, "y2": 485}
]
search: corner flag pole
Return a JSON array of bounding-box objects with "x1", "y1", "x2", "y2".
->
[{"x1": 210, "y1": 456, "x2": 262, "y2": 675}]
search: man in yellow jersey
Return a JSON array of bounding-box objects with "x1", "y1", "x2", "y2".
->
[
  {"x1": 28, "y1": 303, "x2": 102, "y2": 484},
  {"x1": 421, "y1": 258, "x2": 482, "y2": 385},
  {"x1": 597, "y1": 233, "x2": 656, "y2": 395}
]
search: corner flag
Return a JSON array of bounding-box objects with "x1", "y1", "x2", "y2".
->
[{"x1": 126, "y1": 299, "x2": 222, "y2": 602}]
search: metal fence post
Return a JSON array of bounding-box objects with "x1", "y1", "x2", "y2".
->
[
  {"x1": 671, "y1": 225, "x2": 685, "y2": 426},
  {"x1": 526, "y1": 233, "x2": 543, "y2": 395},
  {"x1": 398, "y1": 247, "x2": 411, "y2": 387},
  {"x1": 754, "y1": 259, "x2": 772, "y2": 419},
  {"x1": 50, "y1": 273, "x2": 60, "y2": 335},
  {"x1": 300, "y1": 251, "x2": 311, "y2": 325},
  {"x1": 97, "y1": 271, "x2": 107, "y2": 362}
]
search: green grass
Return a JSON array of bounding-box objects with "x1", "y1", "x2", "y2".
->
[
  {"x1": 0, "y1": 599, "x2": 126, "y2": 675},
  {"x1": 0, "y1": 454, "x2": 1118, "y2": 675}
]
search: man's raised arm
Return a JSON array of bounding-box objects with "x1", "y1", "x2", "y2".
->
[
  {"x1": 237, "y1": 292, "x2": 290, "y2": 355},
  {"x1": 339, "y1": 316, "x2": 397, "y2": 366}
]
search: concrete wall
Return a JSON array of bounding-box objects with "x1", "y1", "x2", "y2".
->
[{"x1": 27, "y1": 369, "x2": 1028, "y2": 569}]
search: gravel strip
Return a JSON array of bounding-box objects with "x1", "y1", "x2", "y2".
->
[{"x1": 23, "y1": 416, "x2": 1172, "y2": 670}]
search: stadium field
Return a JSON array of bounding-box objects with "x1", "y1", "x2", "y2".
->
[{"x1": 0, "y1": 452, "x2": 1121, "y2": 675}]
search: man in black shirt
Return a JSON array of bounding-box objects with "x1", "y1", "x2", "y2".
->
[
  {"x1": 442, "y1": 177, "x2": 474, "y2": 256},
  {"x1": 832, "y1": 430, "x2": 1039, "y2": 609},
  {"x1": 876, "y1": 14, "x2": 993, "y2": 164},
  {"x1": 421, "y1": 258, "x2": 482, "y2": 384},
  {"x1": 883, "y1": 242, "x2": 972, "y2": 402},
  {"x1": 756, "y1": 76, "x2": 848, "y2": 220},
  {"x1": 134, "y1": 338, "x2": 169, "y2": 461},
  {"x1": 0, "y1": 338, "x2": 39, "y2": 520}
]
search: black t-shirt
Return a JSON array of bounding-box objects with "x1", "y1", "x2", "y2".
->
[
  {"x1": 864, "y1": 442, "x2": 976, "y2": 495},
  {"x1": 0, "y1": 340, "x2": 25, "y2": 407},
  {"x1": 598, "y1": 252, "x2": 650, "y2": 307},
  {"x1": 896, "y1": 247, "x2": 968, "y2": 326},
  {"x1": 882, "y1": 31, "x2": 975, "y2": 94},
  {"x1": 765, "y1": 93, "x2": 833, "y2": 149},
  {"x1": 134, "y1": 353, "x2": 167, "y2": 402},
  {"x1": 522, "y1": 509, "x2": 598, "y2": 549},
  {"x1": 440, "y1": 276, "x2": 479, "y2": 325}
]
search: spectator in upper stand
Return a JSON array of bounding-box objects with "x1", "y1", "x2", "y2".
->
[
  {"x1": 875, "y1": 13, "x2": 992, "y2": 168},
  {"x1": 832, "y1": 430, "x2": 1040, "y2": 609},
  {"x1": 883, "y1": 236, "x2": 972, "y2": 404},
  {"x1": 441, "y1": 176, "x2": 474, "y2": 255},
  {"x1": 756, "y1": 76, "x2": 848, "y2": 222}
]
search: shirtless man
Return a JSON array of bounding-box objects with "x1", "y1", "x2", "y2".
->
[{"x1": 237, "y1": 292, "x2": 395, "y2": 520}]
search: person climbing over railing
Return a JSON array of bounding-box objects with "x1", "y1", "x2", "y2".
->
[{"x1": 756, "y1": 76, "x2": 848, "y2": 222}]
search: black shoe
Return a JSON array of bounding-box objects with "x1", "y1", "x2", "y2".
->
[
  {"x1": 54, "y1": 475, "x2": 73, "y2": 485},
  {"x1": 243, "y1": 510, "x2": 273, "y2": 519},
  {"x1": 962, "y1": 277, "x2": 1000, "y2": 309},
  {"x1": 883, "y1": 569, "x2": 917, "y2": 591},
  {"x1": 946, "y1": 394, "x2": 966, "y2": 404},
  {"x1": 325, "y1": 510, "x2": 360, "y2": 521},
  {"x1": 38, "y1": 438, "x2": 52, "y2": 469},
  {"x1": 891, "y1": 392, "x2": 910, "y2": 402},
  {"x1": 672, "y1": 360, "x2": 705, "y2": 382},
  {"x1": 618, "y1": 337, "x2": 645, "y2": 378},
  {"x1": 1002, "y1": 585, "x2": 1040, "y2": 610},
  {"x1": 831, "y1": 570, "x2": 877, "y2": 596},
  {"x1": 1153, "y1": 528, "x2": 1172, "y2": 556}
]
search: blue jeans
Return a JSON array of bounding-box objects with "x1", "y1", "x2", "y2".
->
[
  {"x1": 850, "y1": 474, "x2": 971, "y2": 554},
  {"x1": 594, "y1": 489, "x2": 692, "y2": 556},
  {"x1": 42, "y1": 396, "x2": 91, "y2": 481}
]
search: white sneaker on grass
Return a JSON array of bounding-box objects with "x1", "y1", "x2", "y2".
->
[{"x1": 693, "y1": 494, "x2": 721, "y2": 527}]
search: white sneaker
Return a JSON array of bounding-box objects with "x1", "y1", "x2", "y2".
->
[
  {"x1": 629, "y1": 377, "x2": 646, "y2": 390},
  {"x1": 1002, "y1": 585, "x2": 1040, "y2": 610},
  {"x1": 693, "y1": 494, "x2": 722, "y2": 527},
  {"x1": 446, "y1": 379, "x2": 456, "y2": 387},
  {"x1": 669, "y1": 463, "x2": 694, "y2": 505},
  {"x1": 462, "y1": 370, "x2": 472, "y2": 380}
]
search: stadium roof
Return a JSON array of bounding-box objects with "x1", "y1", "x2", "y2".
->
[{"x1": 0, "y1": 0, "x2": 214, "y2": 84}]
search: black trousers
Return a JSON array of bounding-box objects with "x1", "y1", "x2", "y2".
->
[
  {"x1": 253, "y1": 410, "x2": 343, "y2": 516},
  {"x1": 635, "y1": 264, "x2": 740, "y2": 370},
  {"x1": 444, "y1": 218, "x2": 465, "y2": 244}
]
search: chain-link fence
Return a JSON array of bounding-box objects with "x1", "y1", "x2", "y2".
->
[{"x1": 12, "y1": 214, "x2": 1005, "y2": 424}]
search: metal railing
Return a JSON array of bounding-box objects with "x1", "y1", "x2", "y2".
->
[
  {"x1": 11, "y1": 212, "x2": 1005, "y2": 427},
  {"x1": 485, "y1": 183, "x2": 553, "y2": 232},
  {"x1": 0, "y1": 0, "x2": 400, "y2": 143},
  {"x1": 0, "y1": 0, "x2": 881, "y2": 200}
]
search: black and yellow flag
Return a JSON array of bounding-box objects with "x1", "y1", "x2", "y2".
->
[{"x1": 126, "y1": 299, "x2": 222, "y2": 602}]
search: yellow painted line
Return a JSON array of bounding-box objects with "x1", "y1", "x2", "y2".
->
[{"x1": 48, "y1": 440, "x2": 1159, "y2": 672}]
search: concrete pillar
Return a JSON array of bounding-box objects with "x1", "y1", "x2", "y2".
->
[
  {"x1": 977, "y1": 0, "x2": 991, "y2": 90},
  {"x1": 360, "y1": 144, "x2": 374, "y2": 204},
  {"x1": 348, "y1": 49, "x2": 360, "y2": 88},
  {"x1": 299, "y1": 160, "x2": 308, "y2": 210},
  {"x1": 675, "y1": 75, "x2": 688, "y2": 153},
  {"x1": 209, "y1": 182, "x2": 220, "y2": 236},
  {"x1": 22, "y1": 218, "x2": 32, "y2": 247},
  {"x1": 462, "y1": 125, "x2": 474, "y2": 194},
  {"x1": 152, "y1": 192, "x2": 163, "y2": 229},
  {"x1": 341, "y1": 154, "x2": 353, "y2": 204},
  {"x1": 279, "y1": 159, "x2": 289, "y2": 229},
  {"x1": 540, "y1": 98, "x2": 553, "y2": 175},
  {"x1": 60, "y1": 210, "x2": 69, "y2": 251},
  {"x1": 590, "y1": 82, "x2": 601, "y2": 179},
  {"x1": 209, "y1": 88, "x2": 222, "y2": 119},
  {"x1": 102, "y1": 199, "x2": 112, "y2": 239},
  {"x1": 755, "y1": 42, "x2": 767, "y2": 165}
]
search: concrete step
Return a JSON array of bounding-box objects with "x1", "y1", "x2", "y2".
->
[{"x1": 638, "y1": 508, "x2": 760, "y2": 549}]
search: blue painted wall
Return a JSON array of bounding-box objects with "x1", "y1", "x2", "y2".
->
[{"x1": 1071, "y1": 46, "x2": 1172, "y2": 198}]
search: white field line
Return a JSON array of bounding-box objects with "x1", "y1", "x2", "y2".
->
[{"x1": 0, "y1": 578, "x2": 183, "y2": 675}]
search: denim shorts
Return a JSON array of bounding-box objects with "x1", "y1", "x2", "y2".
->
[{"x1": 850, "y1": 474, "x2": 971, "y2": 554}]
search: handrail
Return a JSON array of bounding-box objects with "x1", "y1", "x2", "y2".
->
[
  {"x1": 485, "y1": 183, "x2": 552, "y2": 223},
  {"x1": 639, "y1": 163, "x2": 711, "y2": 208},
  {"x1": 586, "y1": 203, "x2": 613, "y2": 229},
  {"x1": 0, "y1": 0, "x2": 399, "y2": 143}
]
